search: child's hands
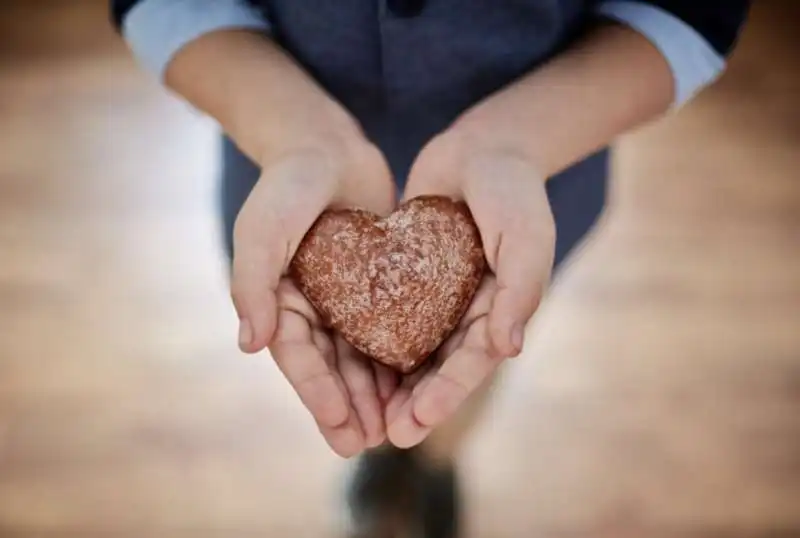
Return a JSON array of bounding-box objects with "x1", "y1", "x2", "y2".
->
[
  {"x1": 162, "y1": 30, "x2": 401, "y2": 457},
  {"x1": 232, "y1": 137, "x2": 397, "y2": 457},
  {"x1": 386, "y1": 132, "x2": 556, "y2": 448}
]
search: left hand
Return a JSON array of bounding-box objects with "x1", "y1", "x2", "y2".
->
[{"x1": 385, "y1": 129, "x2": 557, "y2": 448}]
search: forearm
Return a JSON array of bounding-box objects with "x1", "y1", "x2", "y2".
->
[
  {"x1": 164, "y1": 30, "x2": 364, "y2": 165},
  {"x1": 114, "y1": 0, "x2": 363, "y2": 166},
  {"x1": 451, "y1": 0, "x2": 750, "y2": 179},
  {"x1": 451, "y1": 22, "x2": 676, "y2": 179}
]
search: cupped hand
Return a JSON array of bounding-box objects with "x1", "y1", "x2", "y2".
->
[
  {"x1": 231, "y1": 137, "x2": 398, "y2": 457},
  {"x1": 386, "y1": 131, "x2": 557, "y2": 448}
]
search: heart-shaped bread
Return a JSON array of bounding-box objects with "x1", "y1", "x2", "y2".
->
[{"x1": 289, "y1": 195, "x2": 485, "y2": 374}]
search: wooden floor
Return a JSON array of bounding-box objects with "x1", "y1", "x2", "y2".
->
[{"x1": 0, "y1": 1, "x2": 798, "y2": 537}]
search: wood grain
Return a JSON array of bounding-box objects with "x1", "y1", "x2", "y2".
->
[{"x1": 0, "y1": 1, "x2": 798, "y2": 537}]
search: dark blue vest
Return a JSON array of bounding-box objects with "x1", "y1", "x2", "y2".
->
[{"x1": 255, "y1": 0, "x2": 594, "y2": 185}]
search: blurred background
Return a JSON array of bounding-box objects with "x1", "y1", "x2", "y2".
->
[{"x1": 0, "y1": 1, "x2": 798, "y2": 537}]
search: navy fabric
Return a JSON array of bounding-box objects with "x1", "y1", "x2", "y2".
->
[
  {"x1": 110, "y1": 0, "x2": 747, "y2": 270},
  {"x1": 111, "y1": 1, "x2": 749, "y2": 182},
  {"x1": 110, "y1": 1, "x2": 750, "y2": 58},
  {"x1": 201, "y1": 1, "x2": 616, "y2": 267},
  {"x1": 256, "y1": 1, "x2": 592, "y2": 184},
  {"x1": 219, "y1": 135, "x2": 607, "y2": 270}
]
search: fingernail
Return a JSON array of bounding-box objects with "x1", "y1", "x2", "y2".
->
[
  {"x1": 238, "y1": 318, "x2": 253, "y2": 349},
  {"x1": 367, "y1": 433, "x2": 387, "y2": 449},
  {"x1": 510, "y1": 323, "x2": 525, "y2": 355}
]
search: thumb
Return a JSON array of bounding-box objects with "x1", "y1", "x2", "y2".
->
[
  {"x1": 486, "y1": 225, "x2": 554, "y2": 358},
  {"x1": 231, "y1": 151, "x2": 338, "y2": 353},
  {"x1": 464, "y1": 157, "x2": 556, "y2": 359}
]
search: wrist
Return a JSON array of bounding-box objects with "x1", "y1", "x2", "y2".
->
[
  {"x1": 444, "y1": 117, "x2": 550, "y2": 182},
  {"x1": 245, "y1": 100, "x2": 367, "y2": 167},
  {"x1": 448, "y1": 23, "x2": 674, "y2": 180},
  {"x1": 164, "y1": 29, "x2": 366, "y2": 167}
]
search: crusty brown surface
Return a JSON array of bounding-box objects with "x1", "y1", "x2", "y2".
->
[{"x1": 289, "y1": 195, "x2": 486, "y2": 374}]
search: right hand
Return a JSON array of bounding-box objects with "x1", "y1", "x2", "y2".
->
[
  {"x1": 161, "y1": 30, "x2": 400, "y2": 457},
  {"x1": 231, "y1": 136, "x2": 398, "y2": 458}
]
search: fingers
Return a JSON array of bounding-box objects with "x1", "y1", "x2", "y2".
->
[
  {"x1": 464, "y1": 158, "x2": 556, "y2": 359},
  {"x1": 385, "y1": 361, "x2": 433, "y2": 426},
  {"x1": 271, "y1": 288, "x2": 365, "y2": 458},
  {"x1": 386, "y1": 316, "x2": 498, "y2": 449},
  {"x1": 230, "y1": 235, "x2": 279, "y2": 355},
  {"x1": 385, "y1": 278, "x2": 494, "y2": 444},
  {"x1": 335, "y1": 336, "x2": 387, "y2": 449},
  {"x1": 485, "y1": 226, "x2": 553, "y2": 358},
  {"x1": 404, "y1": 141, "x2": 555, "y2": 359},
  {"x1": 311, "y1": 330, "x2": 368, "y2": 458},
  {"x1": 231, "y1": 152, "x2": 338, "y2": 353},
  {"x1": 374, "y1": 363, "x2": 400, "y2": 405},
  {"x1": 230, "y1": 142, "x2": 398, "y2": 458},
  {"x1": 232, "y1": 146, "x2": 397, "y2": 353}
]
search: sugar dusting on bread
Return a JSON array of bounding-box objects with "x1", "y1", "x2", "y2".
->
[{"x1": 290, "y1": 195, "x2": 485, "y2": 374}]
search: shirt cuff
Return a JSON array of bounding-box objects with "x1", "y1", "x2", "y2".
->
[
  {"x1": 595, "y1": 1, "x2": 726, "y2": 107},
  {"x1": 122, "y1": 0, "x2": 271, "y2": 81}
]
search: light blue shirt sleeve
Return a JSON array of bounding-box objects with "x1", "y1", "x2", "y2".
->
[
  {"x1": 122, "y1": 0, "x2": 271, "y2": 81},
  {"x1": 595, "y1": 1, "x2": 726, "y2": 107}
]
